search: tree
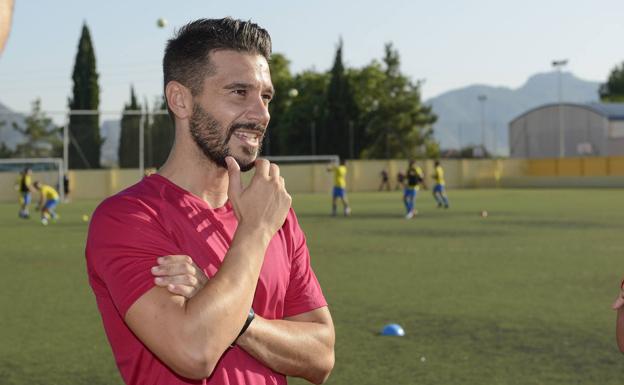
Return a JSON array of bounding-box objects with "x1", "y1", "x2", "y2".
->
[
  {"x1": 68, "y1": 23, "x2": 101, "y2": 169},
  {"x1": 0, "y1": 120, "x2": 11, "y2": 158},
  {"x1": 147, "y1": 96, "x2": 174, "y2": 168},
  {"x1": 12, "y1": 99, "x2": 61, "y2": 158},
  {"x1": 264, "y1": 53, "x2": 294, "y2": 156},
  {"x1": 321, "y1": 39, "x2": 358, "y2": 158},
  {"x1": 277, "y1": 70, "x2": 330, "y2": 155},
  {"x1": 0, "y1": 142, "x2": 13, "y2": 158},
  {"x1": 118, "y1": 86, "x2": 142, "y2": 168},
  {"x1": 357, "y1": 43, "x2": 437, "y2": 159},
  {"x1": 347, "y1": 61, "x2": 387, "y2": 158},
  {"x1": 600, "y1": 62, "x2": 624, "y2": 102}
]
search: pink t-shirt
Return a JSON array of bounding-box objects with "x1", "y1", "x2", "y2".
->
[{"x1": 86, "y1": 174, "x2": 327, "y2": 385}]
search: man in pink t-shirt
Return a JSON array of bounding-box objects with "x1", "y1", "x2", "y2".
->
[{"x1": 86, "y1": 18, "x2": 335, "y2": 385}]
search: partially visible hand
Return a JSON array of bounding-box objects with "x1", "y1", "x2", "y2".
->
[
  {"x1": 226, "y1": 157, "x2": 291, "y2": 237},
  {"x1": 151, "y1": 255, "x2": 208, "y2": 299}
]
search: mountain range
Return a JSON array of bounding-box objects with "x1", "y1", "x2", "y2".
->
[{"x1": 426, "y1": 71, "x2": 602, "y2": 155}]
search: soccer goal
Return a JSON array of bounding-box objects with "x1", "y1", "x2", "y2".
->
[{"x1": 0, "y1": 158, "x2": 65, "y2": 202}]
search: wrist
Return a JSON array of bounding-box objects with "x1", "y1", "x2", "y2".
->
[
  {"x1": 232, "y1": 308, "x2": 255, "y2": 346},
  {"x1": 236, "y1": 221, "x2": 273, "y2": 246}
]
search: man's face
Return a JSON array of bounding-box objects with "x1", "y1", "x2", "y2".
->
[{"x1": 189, "y1": 50, "x2": 273, "y2": 172}]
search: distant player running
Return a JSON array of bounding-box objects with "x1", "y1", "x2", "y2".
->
[
  {"x1": 17, "y1": 167, "x2": 33, "y2": 219},
  {"x1": 404, "y1": 160, "x2": 424, "y2": 219},
  {"x1": 432, "y1": 160, "x2": 450, "y2": 209},
  {"x1": 327, "y1": 159, "x2": 351, "y2": 216},
  {"x1": 33, "y1": 181, "x2": 59, "y2": 225}
]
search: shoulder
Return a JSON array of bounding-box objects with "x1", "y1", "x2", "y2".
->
[
  {"x1": 280, "y1": 208, "x2": 306, "y2": 240},
  {"x1": 90, "y1": 179, "x2": 163, "y2": 229}
]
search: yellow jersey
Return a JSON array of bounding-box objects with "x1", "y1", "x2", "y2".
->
[
  {"x1": 433, "y1": 166, "x2": 445, "y2": 186},
  {"x1": 332, "y1": 165, "x2": 347, "y2": 188},
  {"x1": 40, "y1": 184, "x2": 59, "y2": 200},
  {"x1": 406, "y1": 166, "x2": 424, "y2": 190}
]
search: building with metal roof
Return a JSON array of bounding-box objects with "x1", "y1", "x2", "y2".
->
[{"x1": 509, "y1": 103, "x2": 624, "y2": 158}]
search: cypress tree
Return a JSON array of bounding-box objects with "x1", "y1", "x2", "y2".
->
[
  {"x1": 148, "y1": 96, "x2": 174, "y2": 168},
  {"x1": 68, "y1": 23, "x2": 101, "y2": 168},
  {"x1": 118, "y1": 86, "x2": 142, "y2": 168},
  {"x1": 322, "y1": 39, "x2": 357, "y2": 158}
]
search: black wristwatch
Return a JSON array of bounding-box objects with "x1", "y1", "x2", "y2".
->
[{"x1": 231, "y1": 308, "x2": 255, "y2": 346}]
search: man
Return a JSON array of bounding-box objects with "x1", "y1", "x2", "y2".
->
[
  {"x1": 612, "y1": 282, "x2": 624, "y2": 352},
  {"x1": 327, "y1": 159, "x2": 351, "y2": 217},
  {"x1": 0, "y1": 0, "x2": 14, "y2": 55},
  {"x1": 85, "y1": 18, "x2": 334, "y2": 385},
  {"x1": 403, "y1": 160, "x2": 424, "y2": 219},
  {"x1": 32, "y1": 181, "x2": 59, "y2": 225},
  {"x1": 17, "y1": 167, "x2": 32, "y2": 218},
  {"x1": 396, "y1": 170, "x2": 405, "y2": 190},
  {"x1": 378, "y1": 169, "x2": 390, "y2": 191},
  {"x1": 432, "y1": 160, "x2": 450, "y2": 209}
]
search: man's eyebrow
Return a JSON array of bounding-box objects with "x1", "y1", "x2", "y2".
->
[
  {"x1": 223, "y1": 82, "x2": 253, "y2": 90},
  {"x1": 223, "y1": 82, "x2": 274, "y2": 95}
]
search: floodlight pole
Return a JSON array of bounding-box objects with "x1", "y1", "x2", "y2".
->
[
  {"x1": 311, "y1": 105, "x2": 318, "y2": 155},
  {"x1": 552, "y1": 59, "x2": 568, "y2": 158},
  {"x1": 478, "y1": 95, "x2": 487, "y2": 157},
  {"x1": 139, "y1": 112, "x2": 145, "y2": 177},
  {"x1": 63, "y1": 111, "x2": 69, "y2": 174}
]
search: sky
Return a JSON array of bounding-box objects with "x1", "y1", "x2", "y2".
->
[{"x1": 1, "y1": 0, "x2": 623, "y2": 122}]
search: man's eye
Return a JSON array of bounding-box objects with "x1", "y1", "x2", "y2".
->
[
  {"x1": 234, "y1": 89, "x2": 247, "y2": 96},
  {"x1": 262, "y1": 94, "x2": 273, "y2": 102}
]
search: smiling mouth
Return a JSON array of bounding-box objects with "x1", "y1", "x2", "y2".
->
[{"x1": 232, "y1": 129, "x2": 264, "y2": 147}]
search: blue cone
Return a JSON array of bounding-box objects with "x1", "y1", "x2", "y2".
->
[{"x1": 381, "y1": 323, "x2": 405, "y2": 336}]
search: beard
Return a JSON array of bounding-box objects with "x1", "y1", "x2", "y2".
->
[{"x1": 189, "y1": 104, "x2": 265, "y2": 172}]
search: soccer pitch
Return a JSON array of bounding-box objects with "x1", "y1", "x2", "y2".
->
[{"x1": 1, "y1": 189, "x2": 623, "y2": 385}]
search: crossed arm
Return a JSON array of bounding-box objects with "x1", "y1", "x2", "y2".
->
[
  {"x1": 612, "y1": 285, "x2": 624, "y2": 352},
  {"x1": 146, "y1": 254, "x2": 335, "y2": 384}
]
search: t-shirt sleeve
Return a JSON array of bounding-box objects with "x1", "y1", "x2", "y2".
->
[
  {"x1": 283, "y1": 209, "x2": 328, "y2": 318},
  {"x1": 86, "y1": 196, "x2": 180, "y2": 318}
]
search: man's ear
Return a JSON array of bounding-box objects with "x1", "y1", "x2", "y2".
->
[{"x1": 165, "y1": 81, "x2": 193, "y2": 120}]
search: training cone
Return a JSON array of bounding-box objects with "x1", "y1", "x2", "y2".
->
[{"x1": 381, "y1": 323, "x2": 405, "y2": 336}]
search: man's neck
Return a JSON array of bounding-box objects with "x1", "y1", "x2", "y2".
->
[{"x1": 158, "y1": 140, "x2": 230, "y2": 209}]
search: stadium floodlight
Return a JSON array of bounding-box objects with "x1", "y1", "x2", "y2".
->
[{"x1": 0, "y1": 157, "x2": 65, "y2": 202}]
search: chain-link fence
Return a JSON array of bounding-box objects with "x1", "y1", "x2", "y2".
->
[{"x1": 0, "y1": 109, "x2": 173, "y2": 175}]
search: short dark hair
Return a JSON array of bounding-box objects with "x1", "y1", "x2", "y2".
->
[{"x1": 163, "y1": 17, "x2": 272, "y2": 98}]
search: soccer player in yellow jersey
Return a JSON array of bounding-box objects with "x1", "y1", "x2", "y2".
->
[
  {"x1": 432, "y1": 160, "x2": 449, "y2": 209},
  {"x1": 17, "y1": 167, "x2": 33, "y2": 219},
  {"x1": 33, "y1": 181, "x2": 60, "y2": 225},
  {"x1": 404, "y1": 160, "x2": 425, "y2": 219},
  {"x1": 327, "y1": 159, "x2": 351, "y2": 216}
]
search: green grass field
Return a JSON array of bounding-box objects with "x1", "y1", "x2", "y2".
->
[{"x1": 1, "y1": 188, "x2": 623, "y2": 385}]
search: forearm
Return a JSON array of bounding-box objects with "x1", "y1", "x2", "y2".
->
[
  {"x1": 126, "y1": 223, "x2": 272, "y2": 377},
  {"x1": 236, "y1": 314, "x2": 335, "y2": 384},
  {"x1": 182, "y1": 225, "x2": 272, "y2": 357},
  {"x1": 616, "y1": 307, "x2": 624, "y2": 352}
]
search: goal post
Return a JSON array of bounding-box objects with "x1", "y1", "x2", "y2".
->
[
  {"x1": 264, "y1": 155, "x2": 340, "y2": 164},
  {"x1": 0, "y1": 158, "x2": 65, "y2": 202}
]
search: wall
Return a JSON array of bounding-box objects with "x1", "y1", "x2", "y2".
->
[{"x1": 1, "y1": 156, "x2": 622, "y2": 202}]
